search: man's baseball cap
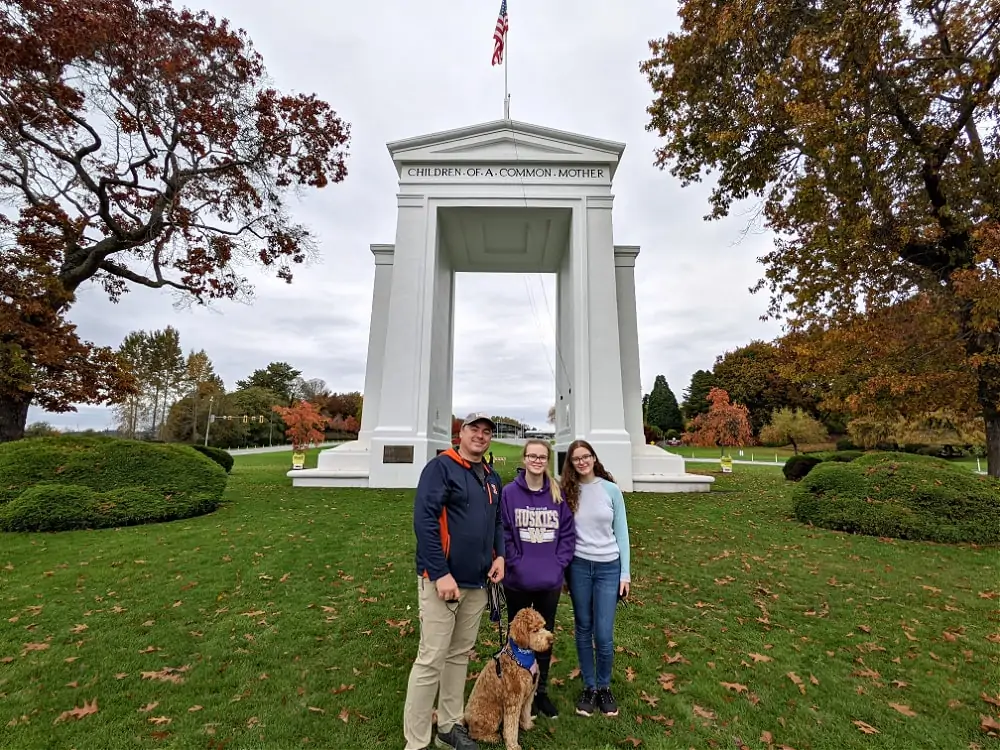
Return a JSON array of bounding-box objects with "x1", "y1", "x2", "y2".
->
[{"x1": 462, "y1": 412, "x2": 496, "y2": 430}]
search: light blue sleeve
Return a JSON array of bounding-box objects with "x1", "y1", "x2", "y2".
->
[{"x1": 604, "y1": 480, "x2": 631, "y2": 582}]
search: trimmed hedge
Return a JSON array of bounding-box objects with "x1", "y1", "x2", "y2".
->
[
  {"x1": 0, "y1": 435, "x2": 227, "y2": 532},
  {"x1": 792, "y1": 452, "x2": 1000, "y2": 544},
  {"x1": 783, "y1": 455, "x2": 823, "y2": 481},
  {"x1": 191, "y1": 444, "x2": 234, "y2": 473}
]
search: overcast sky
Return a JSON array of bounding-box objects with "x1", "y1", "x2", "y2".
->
[{"x1": 29, "y1": 0, "x2": 783, "y2": 432}]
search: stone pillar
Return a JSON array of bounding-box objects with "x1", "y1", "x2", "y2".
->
[
  {"x1": 576, "y1": 196, "x2": 633, "y2": 490},
  {"x1": 614, "y1": 246, "x2": 644, "y2": 450},
  {"x1": 357, "y1": 244, "x2": 395, "y2": 444},
  {"x1": 368, "y1": 194, "x2": 439, "y2": 487},
  {"x1": 426, "y1": 249, "x2": 455, "y2": 444}
]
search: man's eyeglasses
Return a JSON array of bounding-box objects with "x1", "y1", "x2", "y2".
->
[
  {"x1": 571, "y1": 454, "x2": 594, "y2": 464},
  {"x1": 524, "y1": 454, "x2": 548, "y2": 463}
]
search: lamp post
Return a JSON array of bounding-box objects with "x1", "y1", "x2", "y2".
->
[{"x1": 204, "y1": 395, "x2": 214, "y2": 447}]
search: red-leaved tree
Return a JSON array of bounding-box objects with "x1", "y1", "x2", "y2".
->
[
  {"x1": 684, "y1": 387, "x2": 754, "y2": 454},
  {"x1": 0, "y1": 0, "x2": 351, "y2": 441},
  {"x1": 272, "y1": 401, "x2": 331, "y2": 452}
]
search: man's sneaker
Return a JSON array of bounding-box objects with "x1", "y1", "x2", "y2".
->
[
  {"x1": 575, "y1": 688, "x2": 596, "y2": 717},
  {"x1": 596, "y1": 687, "x2": 619, "y2": 717},
  {"x1": 533, "y1": 692, "x2": 559, "y2": 718},
  {"x1": 435, "y1": 724, "x2": 479, "y2": 750}
]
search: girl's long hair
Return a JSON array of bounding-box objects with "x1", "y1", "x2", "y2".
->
[
  {"x1": 522, "y1": 439, "x2": 562, "y2": 503},
  {"x1": 560, "y1": 439, "x2": 615, "y2": 513}
]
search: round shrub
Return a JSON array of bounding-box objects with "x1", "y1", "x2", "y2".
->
[
  {"x1": 783, "y1": 455, "x2": 823, "y2": 481},
  {"x1": 792, "y1": 454, "x2": 1000, "y2": 544},
  {"x1": 0, "y1": 435, "x2": 227, "y2": 532},
  {"x1": 191, "y1": 444, "x2": 234, "y2": 473}
]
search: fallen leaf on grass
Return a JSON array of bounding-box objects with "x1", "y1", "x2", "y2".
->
[
  {"x1": 188, "y1": 705, "x2": 203, "y2": 712},
  {"x1": 115, "y1": 673, "x2": 128, "y2": 680},
  {"x1": 787, "y1": 673, "x2": 805, "y2": 695},
  {"x1": 22, "y1": 642, "x2": 50, "y2": 654},
  {"x1": 139, "y1": 702, "x2": 159, "y2": 713},
  {"x1": 0, "y1": 656, "x2": 14, "y2": 664},
  {"x1": 980, "y1": 714, "x2": 1000, "y2": 737},
  {"x1": 338, "y1": 708, "x2": 350, "y2": 723},
  {"x1": 569, "y1": 667, "x2": 581, "y2": 680},
  {"x1": 760, "y1": 730, "x2": 773, "y2": 744},
  {"x1": 639, "y1": 691, "x2": 658, "y2": 707},
  {"x1": 720, "y1": 682, "x2": 748, "y2": 694},
  {"x1": 749, "y1": 653, "x2": 772, "y2": 663},
  {"x1": 141, "y1": 666, "x2": 189, "y2": 685},
  {"x1": 148, "y1": 716, "x2": 171, "y2": 726},
  {"x1": 70, "y1": 624, "x2": 88, "y2": 634},
  {"x1": 54, "y1": 698, "x2": 98, "y2": 724},
  {"x1": 139, "y1": 646, "x2": 161, "y2": 654},
  {"x1": 308, "y1": 706, "x2": 325, "y2": 714},
  {"x1": 853, "y1": 720, "x2": 879, "y2": 734},
  {"x1": 889, "y1": 703, "x2": 917, "y2": 717},
  {"x1": 657, "y1": 673, "x2": 677, "y2": 693},
  {"x1": 330, "y1": 683, "x2": 354, "y2": 695},
  {"x1": 982, "y1": 694, "x2": 1000, "y2": 710},
  {"x1": 625, "y1": 666, "x2": 637, "y2": 682},
  {"x1": 692, "y1": 704, "x2": 715, "y2": 720},
  {"x1": 620, "y1": 737, "x2": 642, "y2": 747}
]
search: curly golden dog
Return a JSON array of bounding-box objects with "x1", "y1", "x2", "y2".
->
[{"x1": 464, "y1": 607, "x2": 553, "y2": 750}]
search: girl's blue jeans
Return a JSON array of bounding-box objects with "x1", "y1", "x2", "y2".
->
[{"x1": 567, "y1": 555, "x2": 620, "y2": 690}]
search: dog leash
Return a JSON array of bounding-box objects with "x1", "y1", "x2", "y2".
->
[{"x1": 486, "y1": 580, "x2": 508, "y2": 677}]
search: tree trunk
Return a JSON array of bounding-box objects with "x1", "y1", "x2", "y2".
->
[
  {"x1": 0, "y1": 392, "x2": 32, "y2": 443},
  {"x1": 983, "y1": 402, "x2": 1000, "y2": 478}
]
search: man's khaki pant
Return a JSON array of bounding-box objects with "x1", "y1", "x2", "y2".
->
[{"x1": 403, "y1": 577, "x2": 487, "y2": 750}]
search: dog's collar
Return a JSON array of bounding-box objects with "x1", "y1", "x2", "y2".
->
[{"x1": 506, "y1": 638, "x2": 536, "y2": 671}]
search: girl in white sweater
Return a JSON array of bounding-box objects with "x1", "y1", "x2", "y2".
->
[{"x1": 560, "y1": 439, "x2": 631, "y2": 718}]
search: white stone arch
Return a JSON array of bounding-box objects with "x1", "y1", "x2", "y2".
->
[{"x1": 289, "y1": 120, "x2": 713, "y2": 493}]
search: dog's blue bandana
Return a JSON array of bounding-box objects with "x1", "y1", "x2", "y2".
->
[{"x1": 507, "y1": 638, "x2": 536, "y2": 672}]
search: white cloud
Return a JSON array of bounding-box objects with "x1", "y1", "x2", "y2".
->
[{"x1": 27, "y1": 0, "x2": 782, "y2": 432}]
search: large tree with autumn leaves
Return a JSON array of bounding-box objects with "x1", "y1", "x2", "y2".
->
[
  {"x1": 642, "y1": 0, "x2": 1000, "y2": 474},
  {"x1": 0, "y1": 0, "x2": 350, "y2": 441}
]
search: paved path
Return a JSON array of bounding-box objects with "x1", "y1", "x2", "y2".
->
[{"x1": 226, "y1": 441, "x2": 344, "y2": 455}]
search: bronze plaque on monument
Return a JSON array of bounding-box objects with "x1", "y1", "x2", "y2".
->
[{"x1": 383, "y1": 445, "x2": 415, "y2": 464}]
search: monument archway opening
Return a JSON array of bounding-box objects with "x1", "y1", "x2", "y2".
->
[
  {"x1": 451, "y1": 270, "x2": 557, "y2": 444},
  {"x1": 289, "y1": 119, "x2": 713, "y2": 493}
]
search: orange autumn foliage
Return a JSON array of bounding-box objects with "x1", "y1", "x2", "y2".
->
[
  {"x1": 683, "y1": 388, "x2": 754, "y2": 450},
  {"x1": 272, "y1": 401, "x2": 331, "y2": 451}
]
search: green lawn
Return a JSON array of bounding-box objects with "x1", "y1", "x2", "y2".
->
[{"x1": 1, "y1": 445, "x2": 998, "y2": 749}]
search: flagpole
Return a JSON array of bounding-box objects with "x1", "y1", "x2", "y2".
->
[{"x1": 503, "y1": 12, "x2": 510, "y2": 119}]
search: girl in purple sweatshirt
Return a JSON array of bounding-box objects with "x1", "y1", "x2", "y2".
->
[{"x1": 500, "y1": 439, "x2": 576, "y2": 719}]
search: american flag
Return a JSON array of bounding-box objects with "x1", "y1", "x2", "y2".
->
[{"x1": 492, "y1": 0, "x2": 508, "y2": 66}]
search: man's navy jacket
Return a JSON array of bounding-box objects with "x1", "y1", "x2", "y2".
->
[{"x1": 413, "y1": 448, "x2": 504, "y2": 588}]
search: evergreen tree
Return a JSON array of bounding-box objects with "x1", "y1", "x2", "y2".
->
[
  {"x1": 646, "y1": 375, "x2": 684, "y2": 433},
  {"x1": 682, "y1": 369, "x2": 718, "y2": 421}
]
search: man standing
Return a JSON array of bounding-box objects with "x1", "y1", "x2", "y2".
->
[{"x1": 403, "y1": 413, "x2": 505, "y2": 750}]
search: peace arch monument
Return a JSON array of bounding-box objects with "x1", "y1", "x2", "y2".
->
[{"x1": 289, "y1": 119, "x2": 713, "y2": 493}]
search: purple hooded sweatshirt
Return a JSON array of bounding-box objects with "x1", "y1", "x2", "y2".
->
[{"x1": 500, "y1": 469, "x2": 576, "y2": 592}]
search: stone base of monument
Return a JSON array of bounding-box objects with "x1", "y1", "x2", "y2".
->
[
  {"x1": 289, "y1": 441, "x2": 714, "y2": 493},
  {"x1": 630, "y1": 444, "x2": 714, "y2": 493},
  {"x1": 287, "y1": 440, "x2": 371, "y2": 488}
]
